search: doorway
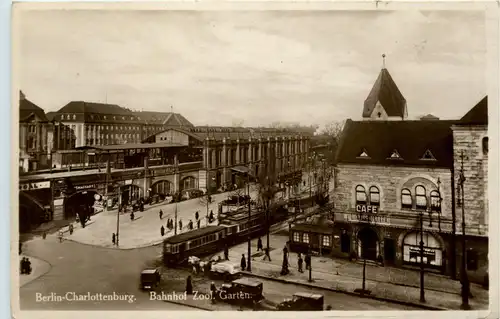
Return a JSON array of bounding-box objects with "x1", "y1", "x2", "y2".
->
[
  {"x1": 358, "y1": 227, "x2": 378, "y2": 260},
  {"x1": 384, "y1": 238, "x2": 396, "y2": 265}
]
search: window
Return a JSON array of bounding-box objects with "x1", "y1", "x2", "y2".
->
[
  {"x1": 303, "y1": 233, "x2": 309, "y2": 243},
  {"x1": 369, "y1": 186, "x2": 380, "y2": 206},
  {"x1": 421, "y1": 149, "x2": 436, "y2": 161},
  {"x1": 430, "y1": 190, "x2": 440, "y2": 212},
  {"x1": 483, "y1": 137, "x2": 488, "y2": 155},
  {"x1": 293, "y1": 232, "x2": 301, "y2": 242},
  {"x1": 402, "y1": 189, "x2": 412, "y2": 209},
  {"x1": 389, "y1": 149, "x2": 402, "y2": 159},
  {"x1": 415, "y1": 185, "x2": 427, "y2": 210},
  {"x1": 355, "y1": 185, "x2": 367, "y2": 205},
  {"x1": 357, "y1": 148, "x2": 370, "y2": 158},
  {"x1": 322, "y1": 235, "x2": 331, "y2": 247}
]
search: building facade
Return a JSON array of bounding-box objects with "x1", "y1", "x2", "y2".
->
[{"x1": 328, "y1": 67, "x2": 488, "y2": 284}]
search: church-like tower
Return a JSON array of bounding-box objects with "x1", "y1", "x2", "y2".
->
[{"x1": 362, "y1": 57, "x2": 408, "y2": 121}]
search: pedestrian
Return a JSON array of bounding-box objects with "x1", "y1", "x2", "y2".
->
[
  {"x1": 186, "y1": 275, "x2": 193, "y2": 295},
  {"x1": 210, "y1": 282, "x2": 217, "y2": 304},
  {"x1": 69, "y1": 224, "x2": 74, "y2": 235},
  {"x1": 189, "y1": 220, "x2": 194, "y2": 230},
  {"x1": 298, "y1": 253, "x2": 304, "y2": 273},
  {"x1": 160, "y1": 225, "x2": 165, "y2": 237},
  {"x1": 240, "y1": 254, "x2": 247, "y2": 271},
  {"x1": 167, "y1": 219, "x2": 171, "y2": 230},
  {"x1": 257, "y1": 237, "x2": 263, "y2": 251},
  {"x1": 283, "y1": 245, "x2": 289, "y2": 258},
  {"x1": 26, "y1": 258, "x2": 32, "y2": 275},
  {"x1": 263, "y1": 247, "x2": 272, "y2": 261},
  {"x1": 58, "y1": 231, "x2": 64, "y2": 243},
  {"x1": 159, "y1": 210, "x2": 163, "y2": 220},
  {"x1": 19, "y1": 242, "x2": 22, "y2": 255},
  {"x1": 197, "y1": 219, "x2": 201, "y2": 229},
  {"x1": 209, "y1": 210, "x2": 214, "y2": 223},
  {"x1": 305, "y1": 253, "x2": 311, "y2": 270},
  {"x1": 224, "y1": 245, "x2": 229, "y2": 260},
  {"x1": 179, "y1": 220, "x2": 183, "y2": 232},
  {"x1": 112, "y1": 233, "x2": 116, "y2": 245},
  {"x1": 42, "y1": 232, "x2": 46, "y2": 240},
  {"x1": 195, "y1": 211, "x2": 199, "y2": 221},
  {"x1": 130, "y1": 212, "x2": 135, "y2": 221},
  {"x1": 20, "y1": 258, "x2": 25, "y2": 275}
]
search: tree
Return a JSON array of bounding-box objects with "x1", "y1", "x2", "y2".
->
[
  {"x1": 312, "y1": 120, "x2": 346, "y2": 165},
  {"x1": 255, "y1": 166, "x2": 280, "y2": 251}
]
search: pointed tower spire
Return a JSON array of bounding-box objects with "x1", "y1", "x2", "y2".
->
[{"x1": 382, "y1": 54, "x2": 386, "y2": 69}]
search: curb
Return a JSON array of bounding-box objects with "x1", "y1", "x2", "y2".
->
[
  {"x1": 242, "y1": 271, "x2": 447, "y2": 311},
  {"x1": 163, "y1": 300, "x2": 212, "y2": 311}
]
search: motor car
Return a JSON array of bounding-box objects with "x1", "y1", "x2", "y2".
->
[
  {"x1": 276, "y1": 292, "x2": 324, "y2": 311},
  {"x1": 140, "y1": 268, "x2": 161, "y2": 290}
]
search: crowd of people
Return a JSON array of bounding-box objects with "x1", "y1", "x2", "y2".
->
[{"x1": 158, "y1": 208, "x2": 216, "y2": 238}]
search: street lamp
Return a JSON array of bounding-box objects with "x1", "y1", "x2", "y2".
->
[{"x1": 458, "y1": 150, "x2": 470, "y2": 310}]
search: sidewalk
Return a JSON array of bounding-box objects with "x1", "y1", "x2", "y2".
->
[
  {"x1": 18, "y1": 255, "x2": 51, "y2": 288},
  {"x1": 223, "y1": 234, "x2": 489, "y2": 310},
  {"x1": 53, "y1": 187, "x2": 259, "y2": 249}
]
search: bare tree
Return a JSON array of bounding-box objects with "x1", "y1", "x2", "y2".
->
[
  {"x1": 313, "y1": 120, "x2": 346, "y2": 164},
  {"x1": 254, "y1": 166, "x2": 280, "y2": 251}
]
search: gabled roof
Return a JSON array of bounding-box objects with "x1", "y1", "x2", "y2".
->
[
  {"x1": 335, "y1": 119, "x2": 456, "y2": 168},
  {"x1": 458, "y1": 96, "x2": 488, "y2": 126},
  {"x1": 19, "y1": 93, "x2": 48, "y2": 122},
  {"x1": 162, "y1": 113, "x2": 194, "y2": 127},
  {"x1": 363, "y1": 68, "x2": 406, "y2": 118},
  {"x1": 57, "y1": 101, "x2": 131, "y2": 115}
]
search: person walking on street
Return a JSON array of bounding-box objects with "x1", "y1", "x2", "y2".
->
[
  {"x1": 160, "y1": 225, "x2": 165, "y2": 236},
  {"x1": 179, "y1": 220, "x2": 183, "y2": 232},
  {"x1": 263, "y1": 247, "x2": 272, "y2": 261},
  {"x1": 112, "y1": 233, "x2": 116, "y2": 245},
  {"x1": 130, "y1": 212, "x2": 135, "y2": 221},
  {"x1": 224, "y1": 245, "x2": 229, "y2": 260},
  {"x1": 159, "y1": 210, "x2": 163, "y2": 220},
  {"x1": 305, "y1": 253, "x2": 311, "y2": 270},
  {"x1": 257, "y1": 237, "x2": 263, "y2": 252},
  {"x1": 69, "y1": 224, "x2": 74, "y2": 235},
  {"x1": 197, "y1": 219, "x2": 201, "y2": 229},
  {"x1": 186, "y1": 275, "x2": 193, "y2": 295},
  {"x1": 298, "y1": 253, "x2": 304, "y2": 273},
  {"x1": 42, "y1": 232, "x2": 47, "y2": 240},
  {"x1": 20, "y1": 258, "x2": 25, "y2": 274},
  {"x1": 209, "y1": 210, "x2": 214, "y2": 223},
  {"x1": 195, "y1": 211, "x2": 199, "y2": 221},
  {"x1": 210, "y1": 282, "x2": 217, "y2": 304},
  {"x1": 26, "y1": 258, "x2": 32, "y2": 275},
  {"x1": 58, "y1": 231, "x2": 64, "y2": 243},
  {"x1": 240, "y1": 254, "x2": 247, "y2": 271},
  {"x1": 189, "y1": 220, "x2": 194, "y2": 230}
]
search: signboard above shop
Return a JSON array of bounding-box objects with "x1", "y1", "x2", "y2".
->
[
  {"x1": 19, "y1": 181, "x2": 50, "y2": 191},
  {"x1": 355, "y1": 204, "x2": 378, "y2": 214}
]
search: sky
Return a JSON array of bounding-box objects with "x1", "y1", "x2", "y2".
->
[{"x1": 17, "y1": 9, "x2": 487, "y2": 128}]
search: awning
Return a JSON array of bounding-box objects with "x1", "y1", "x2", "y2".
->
[{"x1": 230, "y1": 166, "x2": 251, "y2": 175}]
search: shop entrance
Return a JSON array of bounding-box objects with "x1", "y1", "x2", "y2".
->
[
  {"x1": 64, "y1": 190, "x2": 99, "y2": 219},
  {"x1": 358, "y1": 227, "x2": 378, "y2": 261}
]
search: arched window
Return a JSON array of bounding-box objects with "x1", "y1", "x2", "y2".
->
[
  {"x1": 181, "y1": 176, "x2": 197, "y2": 191},
  {"x1": 401, "y1": 188, "x2": 412, "y2": 209},
  {"x1": 483, "y1": 137, "x2": 488, "y2": 155},
  {"x1": 369, "y1": 186, "x2": 380, "y2": 206},
  {"x1": 355, "y1": 185, "x2": 366, "y2": 205},
  {"x1": 430, "y1": 190, "x2": 440, "y2": 212},
  {"x1": 415, "y1": 185, "x2": 427, "y2": 210}
]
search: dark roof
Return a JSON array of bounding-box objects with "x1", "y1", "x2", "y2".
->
[
  {"x1": 291, "y1": 223, "x2": 333, "y2": 234},
  {"x1": 363, "y1": 68, "x2": 406, "y2": 118},
  {"x1": 133, "y1": 111, "x2": 194, "y2": 127},
  {"x1": 164, "y1": 226, "x2": 225, "y2": 244},
  {"x1": 19, "y1": 94, "x2": 48, "y2": 122},
  {"x1": 57, "y1": 101, "x2": 131, "y2": 115},
  {"x1": 458, "y1": 96, "x2": 488, "y2": 126},
  {"x1": 335, "y1": 119, "x2": 456, "y2": 168}
]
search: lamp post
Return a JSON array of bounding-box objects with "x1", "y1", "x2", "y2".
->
[
  {"x1": 308, "y1": 245, "x2": 313, "y2": 282},
  {"x1": 247, "y1": 172, "x2": 252, "y2": 272},
  {"x1": 458, "y1": 150, "x2": 470, "y2": 310},
  {"x1": 419, "y1": 210, "x2": 425, "y2": 303}
]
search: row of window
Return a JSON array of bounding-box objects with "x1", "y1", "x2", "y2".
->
[
  {"x1": 62, "y1": 114, "x2": 142, "y2": 121},
  {"x1": 355, "y1": 185, "x2": 441, "y2": 211},
  {"x1": 188, "y1": 233, "x2": 219, "y2": 249},
  {"x1": 292, "y1": 232, "x2": 332, "y2": 247}
]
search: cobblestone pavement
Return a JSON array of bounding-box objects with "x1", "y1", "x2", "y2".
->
[
  {"x1": 222, "y1": 234, "x2": 489, "y2": 310},
  {"x1": 49, "y1": 186, "x2": 260, "y2": 249}
]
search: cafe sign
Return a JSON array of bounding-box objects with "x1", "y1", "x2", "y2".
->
[{"x1": 356, "y1": 204, "x2": 378, "y2": 214}]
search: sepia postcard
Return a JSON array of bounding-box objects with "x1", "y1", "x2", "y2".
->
[{"x1": 10, "y1": 2, "x2": 499, "y2": 319}]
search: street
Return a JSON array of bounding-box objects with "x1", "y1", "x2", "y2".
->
[{"x1": 19, "y1": 234, "x2": 421, "y2": 311}]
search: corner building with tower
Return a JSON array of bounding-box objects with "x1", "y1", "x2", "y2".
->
[{"x1": 330, "y1": 66, "x2": 488, "y2": 284}]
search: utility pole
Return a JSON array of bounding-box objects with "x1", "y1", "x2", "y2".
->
[
  {"x1": 419, "y1": 211, "x2": 425, "y2": 303},
  {"x1": 174, "y1": 155, "x2": 179, "y2": 235},
  {"x1": 459, "y1": 150, "x2": 470, "y2": 310},
  {"x1": 247, "y1": 172, "x2": 252, "y2": 272}
]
